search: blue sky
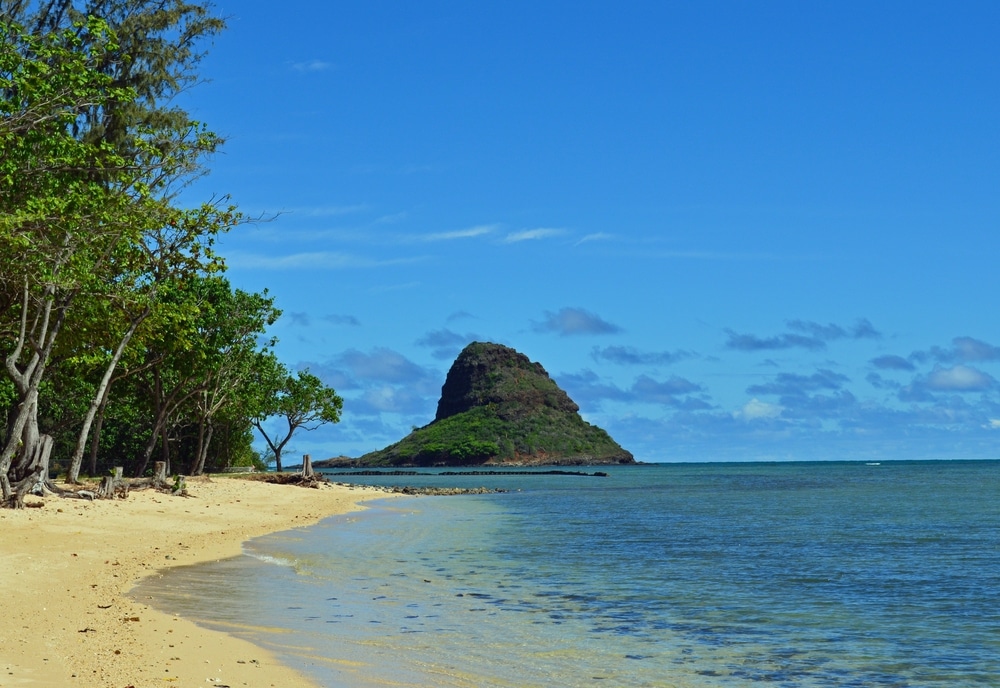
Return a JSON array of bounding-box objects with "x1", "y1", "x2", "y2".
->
[{"x1": 181, "y1": 1, "x2": 1000, "y2": 462}]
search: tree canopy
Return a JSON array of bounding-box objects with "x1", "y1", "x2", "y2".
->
[{"x1": 0, "y1": 1, "x2": 342, "y2": 504}]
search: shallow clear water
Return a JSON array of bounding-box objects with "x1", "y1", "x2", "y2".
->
[{"x1": 135, "y1": 461, "x2": 1000, "y2": 687}]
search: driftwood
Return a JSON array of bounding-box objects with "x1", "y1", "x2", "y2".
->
[
  {"x1": 59, "y1": 463, "x2": 188, "y2": 501},
  {"x1": 259, "y1": 472, "x2": 327, "y2": 489}
]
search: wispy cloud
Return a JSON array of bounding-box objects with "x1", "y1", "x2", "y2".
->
[
  {"x1": 726, "y1": 319, "x2": 880, "y2": 352},
  {"x1": 532, "y1": 307, "x2": 622, "y2": 337},
  {"x1": 418, "y1": 225, "x2": 496, "y2": 242},
  {"x1": 576, "y1": 232, "x2": 614, "y2": 245},
  {"x1": 304, "y1": 348, "x2": 443, "y2": 420},
  {"x1": 871, "y1": 354, "x2": 916, "y2": 371},
  {"x1": 557, "y1": 371, "x2": 709, "y2": 410},
  {"x1": 415, "y1": 329, "x2": 480, "y2": 360},
  {"x1": 747, "y1": 369, "x2": 850, "y2": 396},
  {"x1": 286, "y1": 312, "x2": 311, "y2": 327},
  {"x1": 897, "y1": 364, "x2": 998, "y2": 402},
  {"x1": 324, "y1": 314, "x2": 361, "y2": 327},
  {"x1": 925, "y1": 365, "x2": 996, "y2": 391},
  {"x1": 334, "y1": 348, "x2": 436, "y2": 385},
  {"x1": 225, "y1": 251, "x2": 424, "y2": 270},
  {"x1": 446, "y1": 310, "x2": 476, "y2": 323},
  {"x1": 351, "y1": 385, "x2": 433, "y2": 416},
  {"x1": 631, "y1": 375, "x2": 709, "y2": 408},
  {"x1": 290, "y1": 59, "x2": 334, "y2": 72},
  {"x1": 503, "y1": 228, "x2": 566, "y2": 243},
  {"x1": 917, "y1": 336, "x2": 1000, "y2": 364},
  {"x1": 726, "y1": 330, "x2": 827, "y2": 352},
  {"x1": 591, "y1": 345, "x2": 694, "y2": 366}
]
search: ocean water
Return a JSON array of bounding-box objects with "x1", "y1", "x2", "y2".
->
[{"x1": 135, "y1": 461, "x2": 1000, "y2": 687}]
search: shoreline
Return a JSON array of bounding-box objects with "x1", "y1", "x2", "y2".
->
[{"x1": 0, "y1": 475, "x2": 391, "y2": 687}]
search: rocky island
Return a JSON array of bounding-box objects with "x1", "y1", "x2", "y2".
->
[{"x1": 319, "y1": 342, "x2": 634, "y2": 467}]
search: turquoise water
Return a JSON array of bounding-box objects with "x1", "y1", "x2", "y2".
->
[{"x1": 136, "y1": 461, "x2": 1000, "y2": 686}]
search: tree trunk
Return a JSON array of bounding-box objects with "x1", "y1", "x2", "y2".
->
[
  {"x1": 10, "y1": 467, "x2": 42, "y2": 508},
  {"x1": 0, "y1": 388, "x2": 37, "y2": 481},
  {"x1": 88, "y1": 395, "x2": 109, "y2": 477},
  {"x1": 24, "y1": 434, "x2": 55, "y2": 496},
  {"x1": 160, "y1": 424, "x2": 171, "y2": 476},
  {"x1": 192, "y1": 420, "x2": 213, "y2": 476},
  {"x1": 135, "y1": 425, "x2": 160, "y2": 478},
  {"x1": 5, "y1": 434, "x2": 53, "y2": 507},
  {"x1": 302, "y1": 454, "x2": 313, "y2": 478},
  {"x1": 68, "y1": 309, "x2": 148, "y2": 483}
]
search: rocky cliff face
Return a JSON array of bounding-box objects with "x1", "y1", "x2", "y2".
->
[
  {"x1": 435, "y1": 342, "x2": 580, "y2": 421},
  {"x1": 354, "y1": 342, "x2": 634, "y2": 466}
]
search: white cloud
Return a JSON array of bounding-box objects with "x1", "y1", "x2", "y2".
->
[
  {"x1": 290, "y1": 59, "x2": 334, "y2": 72},
  {"x1": 503, "y1": 228, "x2": 565, "y2": 243},
  {"x1": 925, "y1": 365, "x2": 995, "y2": 391},
  {"x1": 532, "y1": 307, "x2": 622, "y2": 336},
  {"x1": 420, "y1": 225, "x2": 496, "y2": 242},
  {"x1": 576, "y1": 232, "x2": 614, "y2": 245},
  {"x1": 986, "y1": 419, "x2": 1000, "y2": 430},
  {"x1": 734, "y1": 398, "x2": 783, "y2": 421}
]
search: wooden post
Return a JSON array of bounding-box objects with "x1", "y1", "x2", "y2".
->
[{"x1": 302, "y1": 454, "x2": 314, "y2": 478}]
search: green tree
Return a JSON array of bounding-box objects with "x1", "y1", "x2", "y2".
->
[
  {"x1": 1, "y1": 2, "x2": 238, "y2": 500},
  {"x1": 252, "y1": 367, "x2": 343, "y2": 473},
  {"x1": 0, "y1": 17, "x2": 136, "y2": 504}
]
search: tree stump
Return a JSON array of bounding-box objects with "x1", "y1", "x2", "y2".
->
[
  {"x1": 96, "y1": 467, "x2": 127, "y2": 499},
  {"x1": 302, "y1": 454, "x2": 314, "y2": 479},
  {"x1": 153, "y1": 461, "x2": 168, "y2": 489}
]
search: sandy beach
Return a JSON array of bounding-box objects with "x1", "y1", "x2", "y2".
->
[{"x1": 0, "y1": 476, "x2": 388, "y2": 688}]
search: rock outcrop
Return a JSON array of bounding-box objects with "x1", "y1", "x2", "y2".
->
[{"x1": 342, "y1": 342, "x2": 634, "y2": 467}]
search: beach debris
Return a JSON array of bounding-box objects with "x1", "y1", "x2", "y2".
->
[{"x1": 257, "y1": 472, "x2": 328, "y2": 489}]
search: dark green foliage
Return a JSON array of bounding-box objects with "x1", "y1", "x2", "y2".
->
[{"x1": 359, "y1": 343, "x2": 633, "y2": 466}]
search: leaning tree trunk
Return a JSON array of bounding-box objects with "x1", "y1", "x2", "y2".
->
[
  {"x1": 191, "y1": 419, "x2": 213, "y2": 476},
  {"x1": 87, "y1": 394, "x2": 109, "y2": 477},
  {"x1": 0, "y1": 388, "x2": 38, "y2": 492},
  {"x1": 2, "y1": 282, "x2": 74, "y2": 504},
  {"x1": 67, "y1": 310, "x2": 147, "y2": 483}
]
